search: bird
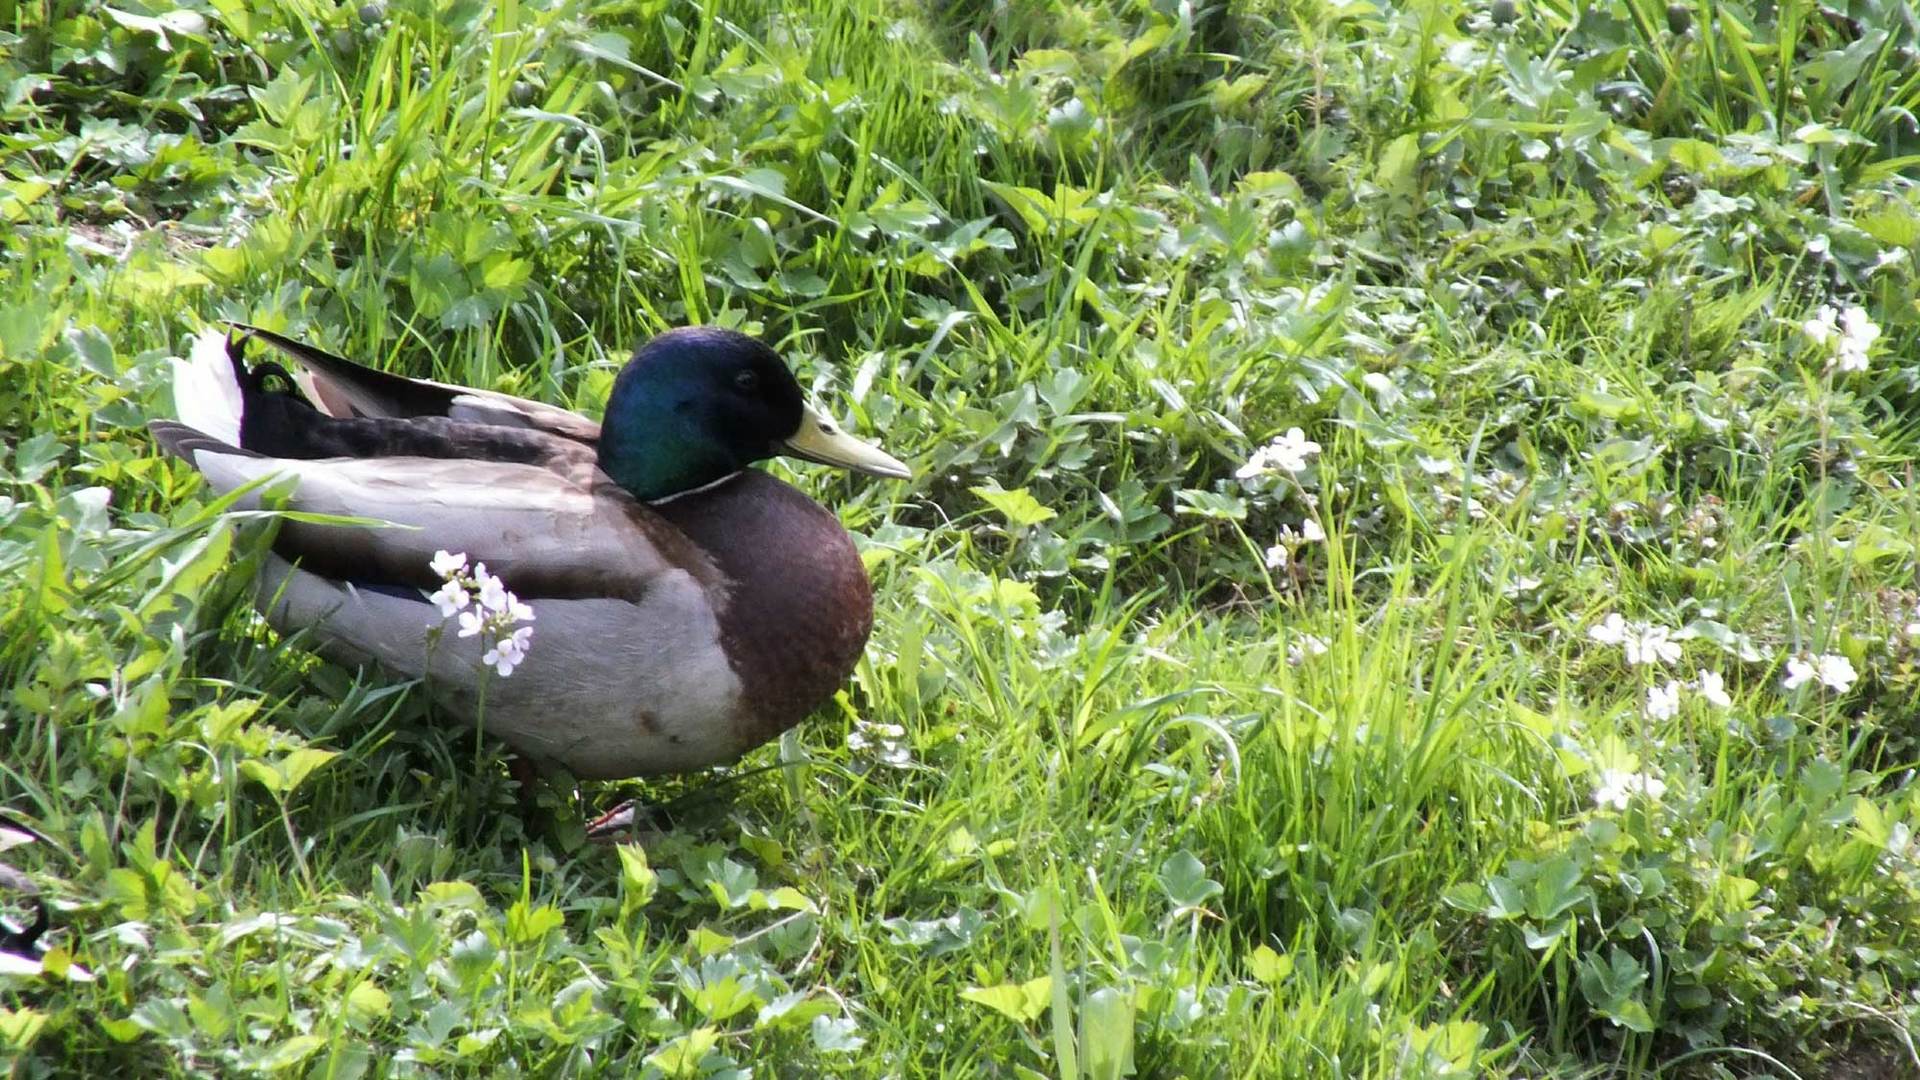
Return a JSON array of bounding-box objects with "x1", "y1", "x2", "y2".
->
[{"x1": 150, "y1": 322, "x2": 910, "y2": 782}]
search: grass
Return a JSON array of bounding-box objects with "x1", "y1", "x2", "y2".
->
[{"x1": 3, "y1": 0, "x2": 1920, "y2": 1074}]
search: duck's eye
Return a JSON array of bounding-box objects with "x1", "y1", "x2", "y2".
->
[{"x1": 733, "y1": 369, "x2": 761, "y2": 394}]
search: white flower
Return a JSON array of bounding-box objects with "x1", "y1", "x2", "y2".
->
[
  {"x1": 1588, "y1": 612, "x2": 1629, "y2": 645},
  {"x1": 429, "y1": 579, "x2": 470, "y2": 617},
  {"x1": 1804, "y1": 304, "x2": 1880, "y2": 373},
  {"x1": 1645, "y1": 680, "x2": 1682, "y2": 721},
  {"x1": 1696, "y1": 669, "x2": 1731, "y2": 709},
  {"x1": 474, "y1": 568, "x2": 509, "y2": 614},
  {"x1": 1264, "y1": 517, "x2": 1326, "y2": 571},
  {"x1": 1801, "y1": 305, "x2": 1838, "y2": 345},
  {"x1": 427, "y1": 552, "x2": 536, "y2": 677},
  {"x1": 1625, "y1": 624, "x2": 1681, "y2": 667},
  {"x1": 505, "y1": 592, "x2": 535, "y2": 623},
  {"x1": 1267, "y1": 428, "x2": 1322, "y2": 474},
  {"x1": 847, "y1": 718, "x2": 912, "y2": 767},
  {"x1": 1237, "y1": 427, "x2": 1322, "y2": 479},
  {"x1": 1841, "y1": 305, "x2": 1879, "y2": 342},
  {"x1": 1784, "y1": 652, "x2": 1857, "y2": 692},
  {"x1": 1835, "y1": 305, "x2": 1880, "y2": 373},
  {"x1": 483, "y1": 632, "x2": 527, "y2": 677},
  {"x1": 1593, "y1": 769, "x2": 1667, "y2": 811},
  {"x1": 1361, "y1": 371, "x2": 1400, "y2": 409},
  {"x1": 1589, "y1": 613, "x2": 1681, "y2": 665},
  {"x1": 1287, "y1": 633, "x2": 1330, "y2": 666}
]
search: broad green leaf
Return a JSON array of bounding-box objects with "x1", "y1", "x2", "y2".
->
[
  {"x1": 0, "y1": 180, "x2": 51, "y2": 224},
  {"x1": 961, "y1": 976, "x2": 1052, "y2": 1022},
  {"x1": 103, "y1": 6, "x2": 209, "y2": 48},
  {"x1": 1079, "y1": 986, "x2": 1137, "y2": 1080},
  {"x1": 757, "y1": 991, "x2": 835, "y2": 1030},
  {"x1": 1407, "y1": 1019, "x2": 1487, "y2": 1071},
  {"x1": 1376, "y1": 133, "x2": 1421, "y2": 195},
  {"x1": 506, "y1": 901, "x2": 565, "y2": 943},
  {"x1": 1574, "y1": 388, "x2": 1641, "y2": 421},
  {"x1": 141, "y1": 522, "x2": 232, "y2": 616},
  {"x1": 645, "y1": 1027, "x2": 720, "y2": 1077},
  {"x1": 970, "y1": 483, "x2": 1056, "y2": 529},
  {"x1": 689, "y1": 976, "x2": 759, "y2": 1021},
  {"x1": 420, "y1": 881, "x2": 484, "y2": 910},
  {"x1": 1246, "y1": 945, "x2": 1294, "y2": 984},
  {"x1": 1156, "y1": 850, "x2": 1223, "y2": 909},
  {"x1": 1173, "y1": 488, "x2": 1247, "y2": 521},
  {"x1": 0, "y1": 1007, "x2": 48, "y2": 1049},
  {"x1": 615, "y1": 842, "x2": 656, "y2": 914},
  {"x1": 345, "y1": 983, "x2": 391, "y2": 1024},
  {"x1": 810, "y1": 1015, "x2": 865, "y2": 1053}
]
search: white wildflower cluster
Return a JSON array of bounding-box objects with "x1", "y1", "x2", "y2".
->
[
  {"x1": 1239, "y1": 428, "x2": 1327, "y2": 573},
  {"x1": 1236, "y1": 427, "x2": 1321, "y2": 481},
  {"x1": 429, "y1": 550, "x2": 536, "y2": 677},
  {"x1": 847, "y1": 718, "x2": 911, "y2": 768},
  {"x1": 1589, "y1": 612, "x2": 1862, "y2": 704},
  {"x1": 1782, "y1": 653, "x2": 1857, "y2": 693},
  {"x1": 1801, "y1": 304, "x2": 1881, "y2": 374},
  {"x1": 1593, "y1": 768, "x2": 1667, "y2": 811},
  {"x1": 1644, "y1": 680, "x2": 1681, "y2": 721},
  {"x1": 1587, "y1": 613, "x2": 1681, "y2": 666},
  {"x1": 1263, "y1": 517, "x2": 1325, "y2": 570},
  {"x1": 1642, "y1": 670, "x2": 1732, "y2": 720}
]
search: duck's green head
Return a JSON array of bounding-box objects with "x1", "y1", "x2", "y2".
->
[{"x1": 597, "y1": 326, "x2": 911, "y2": 502}]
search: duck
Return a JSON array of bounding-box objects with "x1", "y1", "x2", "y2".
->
[{"x1": 150, "y1": 322, "x2": 910, "y2": 781}]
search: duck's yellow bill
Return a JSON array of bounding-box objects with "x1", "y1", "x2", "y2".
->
[{"x1": 780, "y1": 402, "x2": 911, "y2": 479}]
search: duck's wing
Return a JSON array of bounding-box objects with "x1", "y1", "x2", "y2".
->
[
  {"x1": 149, "y1": 421, "x2": 714, "y2": 600},
  {"x1": 224, "y1": 322, "x2": 601, "y2": 446},
  {"x1": 167, "y1": 326, "x2": 593, "y2": 481}
]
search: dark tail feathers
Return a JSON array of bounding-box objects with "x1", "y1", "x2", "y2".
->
[{"x1": 148, "y1": 419, "x2": 264, "y2": 462}]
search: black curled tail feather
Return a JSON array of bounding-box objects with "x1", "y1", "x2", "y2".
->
[
  {"x1": 224, "y1": 329, "x2": 251, "y2": 401},
  {"x1": 227, "y1": 336, "x2": 355, "y2": 460},
  {"x1": 224, "y1": 330, "x2": 279, "y2": 397},
  {"x1": 224, "y1": 321, "x2": 461, "y2": 419}
]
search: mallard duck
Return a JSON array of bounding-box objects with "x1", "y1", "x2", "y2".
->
[{"x1": 150, "y1": 323, "x2": 909, "y2": 780}]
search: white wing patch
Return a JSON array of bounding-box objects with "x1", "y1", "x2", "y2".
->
[{"x1": 171, "y1": 327, "x2": 244, "y2": 446}]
